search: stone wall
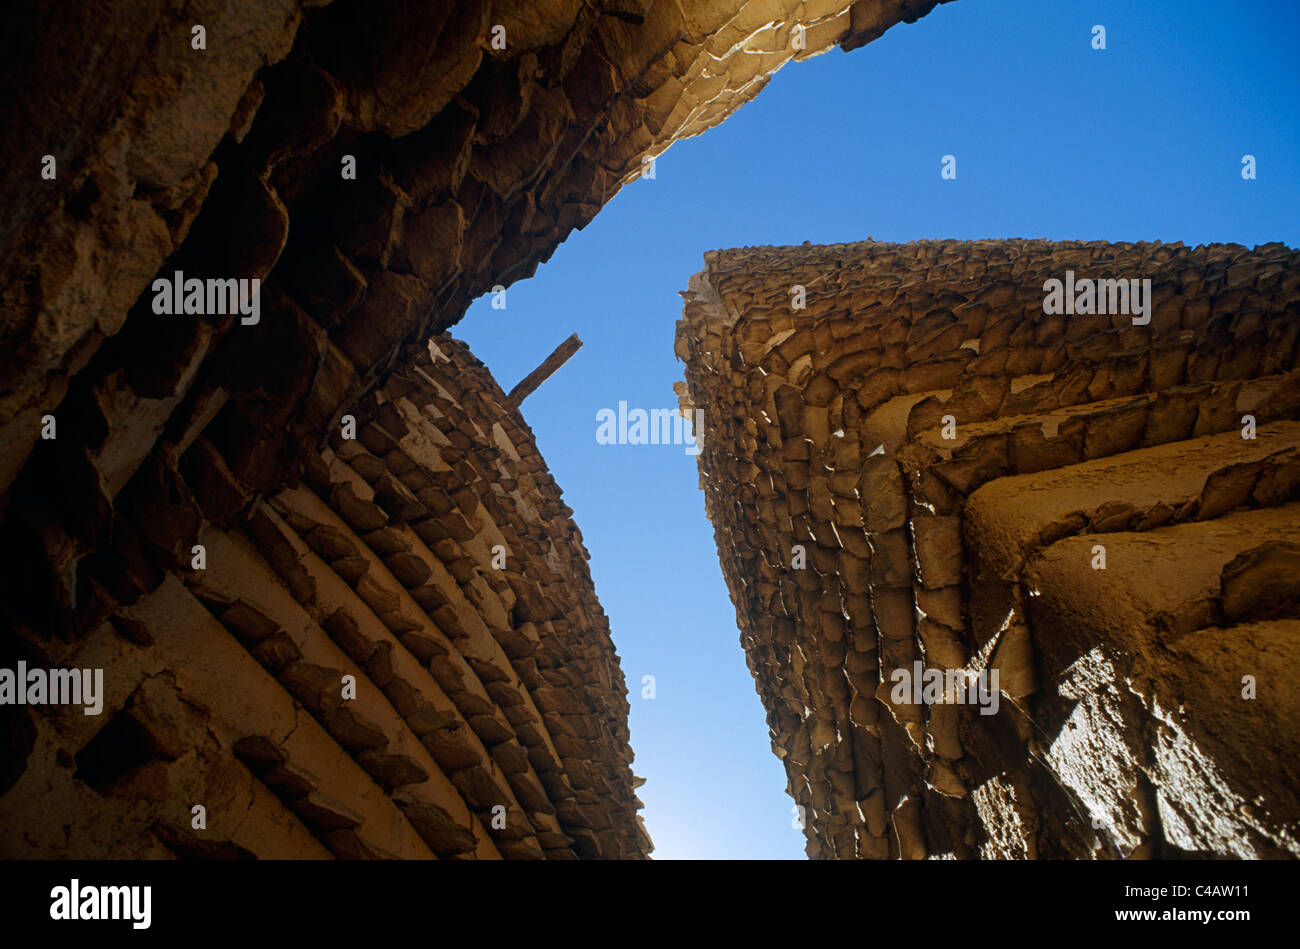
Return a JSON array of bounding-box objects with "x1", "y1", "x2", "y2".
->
[
  {"x1": 0, "y1": 0, "x2": 954, "y2": 510},
  {"x1": 676, "y1": 238, "x2": 1300, "y2": 858},
  {"x1": 2, "y1": 336, "x2": 648, "y2": 859}
]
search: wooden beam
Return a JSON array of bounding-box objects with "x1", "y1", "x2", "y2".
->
[{"x1": 506, "y1": 333, "x2": 583, "y2": 408}]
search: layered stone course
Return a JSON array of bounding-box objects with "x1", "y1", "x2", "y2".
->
[
  {"x1": 1, "y1": 335, "x2": 648, "y2": 858},
  {"x1": 676, "y1": 238, "x2": 1300, "y2": 858}
]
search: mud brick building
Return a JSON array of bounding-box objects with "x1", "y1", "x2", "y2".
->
[{"x1": 676, "y1": 238, "x2": 1300, "y2": 858}]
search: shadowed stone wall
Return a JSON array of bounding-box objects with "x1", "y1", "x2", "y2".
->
[{"x1": 2, "y1": 337, "x2": 648, "y2": 858}]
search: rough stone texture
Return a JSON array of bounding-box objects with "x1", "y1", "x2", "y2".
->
[
  {"x1": 677, "y1": 238, "x2": 1300, "y2": 859},
  {"x1": 0, "y1": 0, "x2": 954, "y2": 510},
  {"x1": 0, "y1": 0, "x2": 953, "y2": 857},
  {"x1": 2, "y1": 337, "x2": 648, "y2": 859}
]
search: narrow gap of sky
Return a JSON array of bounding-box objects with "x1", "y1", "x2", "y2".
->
[{"x1": 456, "y1": 0, "x2": 1300, "y2": 859}]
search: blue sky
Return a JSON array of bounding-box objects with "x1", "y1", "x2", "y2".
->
[{"x1": 457, "y1": 0, "x2": 1300, "y2": 858}]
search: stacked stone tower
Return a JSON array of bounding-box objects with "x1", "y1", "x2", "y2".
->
[{"x1": 677, "y1": 238, "x2": 1300, "y2": 858}]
